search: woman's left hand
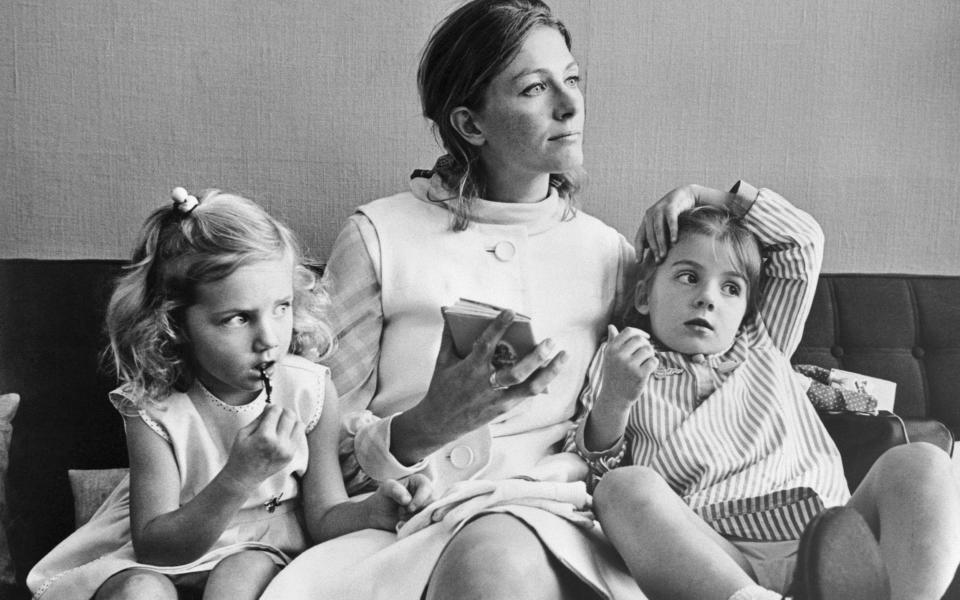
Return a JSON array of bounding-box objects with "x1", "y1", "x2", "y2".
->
[
  {"x1": 635, "y1": 185, "x2": 698, "y2": 262},
  {"x1": 363, "y1": 474, "x2": 435, "y2": 531}
]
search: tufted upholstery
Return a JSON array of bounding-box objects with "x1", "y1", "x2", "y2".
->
[
  {"x1": 1, "y1": 261, "x2": 958, "y2": 598},
  {"x1": 794, "y1": 274, "x2": 960, "y2": 436}
]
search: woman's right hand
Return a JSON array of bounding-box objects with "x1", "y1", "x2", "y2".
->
[
  {"x1": 224, "y1": 403, "x2": 305, "y2": 488},
  {"x1": 393, "y1": 310, "x2": 567, "y2": 464}
]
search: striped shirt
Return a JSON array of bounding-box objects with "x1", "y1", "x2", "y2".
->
[{"x1": 572, "y1": 183, "x2": 851, "y2": 541}]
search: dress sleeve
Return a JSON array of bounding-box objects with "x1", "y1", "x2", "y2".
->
[
  {"x1": 321, "y1": 213, "x2": 428, "y2": 493},
  {"x1": 736, "y1": 181, "x2": 825, "y2": 357},
  {"x1": 108, "y1": 387, "x2": 170, "y2": 443}
]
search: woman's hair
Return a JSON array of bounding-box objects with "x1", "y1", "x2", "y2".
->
[
  {"x1": 104, "y1": 190, "x2": 334, "y2": 405},
  {"x1": 636, "y1": 205, "x2": 764, "y2": 323},
  {"x1": 418, "y1": 0, "x2": 581, "y2": 230}
]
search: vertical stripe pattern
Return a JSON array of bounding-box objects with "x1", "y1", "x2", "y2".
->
[{"x1": 573, "y1": 186, "x2": 850, "y2": 541}]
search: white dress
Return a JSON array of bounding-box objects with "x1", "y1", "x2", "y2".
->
[
  {"x1": 262, "y1": 173, "x2": 647, "y2": 600},
  {"x1": 27, "y1": 355, "x2": 326, "y2": 600}
]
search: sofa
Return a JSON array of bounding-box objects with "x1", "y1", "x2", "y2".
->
[{"x1": 1, "y1": 259, "x2": 959, "y2": 599}]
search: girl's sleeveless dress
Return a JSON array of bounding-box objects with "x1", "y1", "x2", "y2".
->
[{"x1": 27, "y1": 355, "x2": 326, "y2": 600}]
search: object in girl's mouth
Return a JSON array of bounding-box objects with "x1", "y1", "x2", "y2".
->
[{"x1": 259, "y1": 366, "x2": 273, "y2": 403}]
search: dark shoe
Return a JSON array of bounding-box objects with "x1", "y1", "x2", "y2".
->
[{"x1": 788, "y1": 506, "x2": 890, "y2": 600}]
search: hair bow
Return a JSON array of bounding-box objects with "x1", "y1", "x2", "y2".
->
[{"x1": 171, "y1": 186, "x2": 199, "y2": 213}]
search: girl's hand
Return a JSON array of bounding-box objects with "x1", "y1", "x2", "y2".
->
[
  {"x1": 363, "y1": 474, "x2": 435, "y2": 531},
  {"x1": 394, "y1": 311, "x2": 568, "y2": 462},
  {"x1": 223, "y1": 404, "x2": 305, "y2": 488},
  {"x1": 635, "y1": 185, "x2": 698, "y2": 262},
  {"x1": 598, "y1": 325, "x2": 658, "y2": 410}
]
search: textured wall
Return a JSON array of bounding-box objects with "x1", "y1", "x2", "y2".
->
[{"x1": 2, "y1": 1, "x2": 959, "y2": 274}]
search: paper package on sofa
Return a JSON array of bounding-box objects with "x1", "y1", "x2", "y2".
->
[
  {"x1": 829, "y1": 369, "x2": 896, "y2": 413},
  {"x1": 441, "y1": 299, "x2": 537, "y2": 367}
]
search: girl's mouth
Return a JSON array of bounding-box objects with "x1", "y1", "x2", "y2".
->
[{"x1": 684, "y1": 318, "x2": 714, "y2": 331}]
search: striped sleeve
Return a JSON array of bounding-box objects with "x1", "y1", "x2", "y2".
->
[
  {"x1": 739, "y1": 183, "x2": 824, "y2": 356},
  {"x1": 320, "y1": 214, "x2": 385, "y2": 493},
  {"x1": 566, "y1": 342, "x2": 628, "y2": 489}
]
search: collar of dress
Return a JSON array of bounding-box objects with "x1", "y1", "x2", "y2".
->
[{"x1": 409, "y1": 172, "x2": 565, "y2": 235}]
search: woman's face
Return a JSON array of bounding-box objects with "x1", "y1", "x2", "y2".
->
[{"x1": 472, "y1": 26, "x2": 584, "y2": 181}]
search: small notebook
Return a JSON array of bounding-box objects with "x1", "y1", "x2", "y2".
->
[{"x1": 441, "y1": 298, "x2": 537, "y2": 367}]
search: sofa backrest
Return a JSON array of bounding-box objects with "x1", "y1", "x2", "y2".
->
[
  {"x1": 0, "y1": 259, "x2": 126, "y2": 589},
  {"x1": 793, "y1": 274, "x2": 960, "y2": 436},
  {"x1": 1, "y1": 261, "x2": 959, "y2": 590}
]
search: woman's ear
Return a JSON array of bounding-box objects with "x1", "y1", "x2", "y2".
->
[
  {"x1": 450, "y1": 107, "x2": 485, "y2": 147},
  {"x1": 634, "y1": 279, "x2": 650, "y2": 315}
]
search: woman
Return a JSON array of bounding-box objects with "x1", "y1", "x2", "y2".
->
[{"x1": 263, "y1": 1, "x2": 642, "y2": 598}]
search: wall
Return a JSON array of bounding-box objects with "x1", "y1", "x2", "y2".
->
[{"x1": 2, "y1": 1, "x2": 959, "y2": 274}]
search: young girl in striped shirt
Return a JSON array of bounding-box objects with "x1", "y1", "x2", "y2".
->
[{"x1": 574, "y1": 181, "x2": 960, "y2": 600}]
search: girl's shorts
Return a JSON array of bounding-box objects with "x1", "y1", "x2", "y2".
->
[{"x1": 730, "y1": 539, "x2": 799, "y2": 594}]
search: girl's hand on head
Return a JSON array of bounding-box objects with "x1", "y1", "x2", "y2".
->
[
  {"x1": 363, "y1": 475, "x2": 435, "y2": 531},
  {"x1": 598, "y1": 324, "x2": 658, "y2": 409},
  {"x1": 635, "y1": 185, "x2": 698, "y2": 262},
  {"x1": 415, "y1": 311, "x2": 568, "y2": 444},
  {"x1": 223, "y1": 404, "x2": 305, "y2": 488}
]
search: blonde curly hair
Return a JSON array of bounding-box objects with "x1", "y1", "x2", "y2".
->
[{"x1": 104, "y1": 190, "x2": 334, "y2": 406}]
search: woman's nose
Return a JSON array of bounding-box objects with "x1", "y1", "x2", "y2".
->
[{"x1": 553, "y1": 82, "x2": 582, "y2": 121}]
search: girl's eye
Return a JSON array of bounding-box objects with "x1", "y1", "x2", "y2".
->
[
  {"x1": 723, "y1": 282, "x2": 743, "y2": 296},
  {"x1": 676, "y1": 272, "x2": 697, "y2": 284},
  {"x1": 222, "y1": 314, "x2": 248, "y2": 327},
  {"x1": 522, "y1": 82, "x2": 547, "y2": 96}
]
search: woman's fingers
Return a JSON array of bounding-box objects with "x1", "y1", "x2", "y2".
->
[
  {"x1": 500, "y1": 337, "x2": 555, "y2": 383},
  {"x1": 468, "y1": 309, "x2": 515, "y2": 362},
  {"x1": 405, "y1": 474, "x2": 435, "y2": 511},
  {"x1": 379, "y1": 479, "x2": 412, "y2": 506},
  {"x1": 509, "y1": 350, "x2": 568, "y2": 397}
]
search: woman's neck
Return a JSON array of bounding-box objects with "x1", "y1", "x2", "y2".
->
[{"x1": 482, "y1": 170, "x2": 552, "y2": 204}]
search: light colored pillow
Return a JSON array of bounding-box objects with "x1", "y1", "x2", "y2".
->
[
  {"x1": 0, "y1": 393, "x2": 20, "y2": 586},
  {"x1": 67, "y1": 468, "x2": 128, "y2": 528}
]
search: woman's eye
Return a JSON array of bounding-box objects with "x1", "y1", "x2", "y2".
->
[
  {"x1": 522, "y1": 82, "x2": 546, "y2": 96},
  {"x1": 275, "y1": 302, "x2": 291, "y2": 317},
  {"x1": 565, "y1": 75, "x2": 581, "y2": 88}
]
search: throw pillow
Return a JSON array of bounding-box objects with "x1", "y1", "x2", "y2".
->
[
  {"x1": 0, "y1": 393, "x2": 20, "y2": 586},
  {"x1": 67, "y1": 468, "x2": 128, "y2": 528}
]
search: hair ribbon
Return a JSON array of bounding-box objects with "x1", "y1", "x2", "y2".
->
[{"x1": 171, "y1": 186, "x2": 199, "y2": 213}]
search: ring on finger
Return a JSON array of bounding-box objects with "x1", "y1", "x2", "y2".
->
[{"x1": 489, "y1": 370, "x2": 510, "y2": 392}]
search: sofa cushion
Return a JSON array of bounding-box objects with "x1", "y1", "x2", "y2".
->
[
  {"x1": 68, "y1": 469, "x2": 129, "y2": 528},
  {"x1": 0, "y1": 393, "x2": 19, "y2": 587},
  {"x1": 793, "y1": 275, "x2": 960, "y2": 437}
]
